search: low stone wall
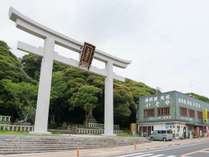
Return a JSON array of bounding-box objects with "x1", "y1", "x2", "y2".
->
[
  {"x1": 0, "y1": 124, "x2": 33, "y2": 132},
  {"x1": 49, "y1": 128, "x2": 123, "y2": 135},
  {"x1": 0, "y1": 115, "x2": 11, "y2": 124}
]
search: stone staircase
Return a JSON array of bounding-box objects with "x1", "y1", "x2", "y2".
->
[{"x1": 0, "y1": 135, "x2": 148, "y2": 154}]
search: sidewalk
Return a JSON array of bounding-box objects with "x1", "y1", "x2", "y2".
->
[{"x1": 4, "y1": 138, "x2": 209, "y2": 157}]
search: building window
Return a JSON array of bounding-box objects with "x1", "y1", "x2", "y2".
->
[
  {"x1": 188, "y1": 109, "x2": 195, "y2": 118},
  {"x1": 180, "y1": 107, "x2": 188, "y2": 117},
  {"x1": 197, "y1": 111, "x2": 203, "y2": 120},
  {"x1": 157, "y1": 107, "x2": 170, "y2": 116},
  {"x1": 144, "y1": 109, "x2": 155, "y2": 118}
]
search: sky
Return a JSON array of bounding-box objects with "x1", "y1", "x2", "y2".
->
[{"x1": 0, "y1": 0, "x2": 209, "y2": 97}]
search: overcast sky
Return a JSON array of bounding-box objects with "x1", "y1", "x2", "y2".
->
[{"x1": 1, "y1": 0, "x2": 209, "y2": 97}]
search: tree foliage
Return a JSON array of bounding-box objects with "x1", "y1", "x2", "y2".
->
[
  {"x1": 187, "y1": 93, "x2": 209, "y2": 104},
  {"x1": 0, "y1": 79, "x2": 37, "y2": 122},
  {"x1": 0, "y1": 41, "x2": 37, "y2": 122},
  {"x1": 70, "y1": 85, "x2": 101, "y2": 126},
  {"x1": 2, "y1": 40, "x2": 209, "y2": 129},
  {"x1": 0, "y1": 41, "x2": 32, "y2": 82}
]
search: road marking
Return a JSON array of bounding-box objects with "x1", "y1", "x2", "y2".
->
[
  {"x1": 135, "y1": 154, "x2": 153, "y2": 157},
  {"x1": 115, "y1": 153, "x2": 144, "y2": 157},
  {"x1": 116, "y1": 153, "x2": 177, "y2": 157},
  {"x1": 116, "y1": 140, "x2": 209, "y2": 157},
  {"x1": 137, "y1": 141, "x2": 209, "y2": 156},
  {"x1": 149, "y1": 155, "x2": 164, "y2": 157},
  {"x1": 181, "y1": 147, "x2": 209, "y2": 157}
]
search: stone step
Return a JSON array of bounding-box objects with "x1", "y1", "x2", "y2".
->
[
  {"x1": 0, "y1": 141, "x2": 111, "y2": 144},
  {"x1": 0, "y1": 146, "x2": 100, "y2": 154},
  {"x1": 0, "y1": 143, "x2": 101, "y2": 147},
  {"x1": 0, "y1": 135, "x2": 148, "y2": 154}
]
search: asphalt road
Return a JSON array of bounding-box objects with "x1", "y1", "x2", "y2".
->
[{"x1": 113, "y1": 140, "x2": 209, "y2": 157}]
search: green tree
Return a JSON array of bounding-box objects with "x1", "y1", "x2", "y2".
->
[
  {"x1": 0, "y1": 41, "x2": 32, "y2": 82},
  {"x1": 0, "y1": 79, "x2": 37, "y2": 123},
  {"x1": 123, "y1": 79, "x2": 156, "y2": 124},
  {"x1": 114, "y1": 82, "x2": 134, "y2": 127},
  {"x1": 70, "y1": 85, "x2": 101, "y2": 126},
  {"x1": 187, "y1": 93, "x2": 209, "y2": 104},
  {"x1": 21, "y1": 54, "x2": 42, "y2": 81}
]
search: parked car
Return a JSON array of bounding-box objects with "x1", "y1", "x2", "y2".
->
[{"x1": 149, "y1": 130, "x2": 173, "y2": 141}]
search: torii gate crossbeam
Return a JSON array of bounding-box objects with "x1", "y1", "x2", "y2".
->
[{"x1": 9, "y1": 7, "x2": 131, "y2": 136}]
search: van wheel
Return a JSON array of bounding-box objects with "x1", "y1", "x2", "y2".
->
[
  {"x1": 163, "y1": 138, "x2": 166, "y2": 142},
  {"x1": 150, "y1": 137, "x2": 153, "y2": 141}
]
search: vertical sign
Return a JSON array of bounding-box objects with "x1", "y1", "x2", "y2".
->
[
  {"x1": 79, "y1": 42, "x2": 96, "y2": 69},
  {"x1": 203, "y1": 109, "x2": 208, "y2": 124}
]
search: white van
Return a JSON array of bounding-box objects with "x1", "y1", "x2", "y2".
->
[{"x1": 149, "y1": 130, "x2": 173, "y2": 141}]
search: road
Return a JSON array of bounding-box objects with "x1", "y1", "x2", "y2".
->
[{"x1": 114, "y1": 140, "x2": 209, "y2": 157}]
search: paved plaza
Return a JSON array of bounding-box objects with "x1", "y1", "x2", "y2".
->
[{"x1": 2, "y1": 138, "x2": 209, "y2": 157}]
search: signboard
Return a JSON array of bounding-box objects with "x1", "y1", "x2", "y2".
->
[
  {"x1": 203, "y1": 109, "x2": 208, "y2": 123},
  {"x1": 79, "y1": 42, "x2": 95, "y2": 69},
  {"x1": 178, "y1": 97, "x2": 201, "y2": 109},
  {"x1": 144, "y1": 94, "x2": 171, "y2": 109}
]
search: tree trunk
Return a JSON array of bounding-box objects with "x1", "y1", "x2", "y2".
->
[{"x1": 84, "y1": 110, "x2": 93, "y2": 127}]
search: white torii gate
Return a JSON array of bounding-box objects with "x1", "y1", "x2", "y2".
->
[{"x1": 9, "y1": 7, "x2": 131, "y2": 136}]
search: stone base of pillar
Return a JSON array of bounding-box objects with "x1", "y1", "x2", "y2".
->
[
  {"x1": 30, "y1": 131, "x2": 51, "y2": 135},
  {"x1": 102, "y1": 133, "x2": 116, "y2": 137}
]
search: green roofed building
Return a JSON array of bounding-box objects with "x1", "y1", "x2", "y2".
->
[{"x1": 137, "y1": 91, "x2": 209, "y2": 139}]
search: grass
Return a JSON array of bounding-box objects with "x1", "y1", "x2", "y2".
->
[
  {"x1": 0, "y1": 130, "x2": 139, "y2": 137},
  {"x1": 0, "y1": 130, "x2": 29, "y2": 135},
  {"x1": 0, "y1": 130, "x2": 63, "y2": 136},
  {"x1": 117, "y1": 130, "x2": 140, "y2": 137}
]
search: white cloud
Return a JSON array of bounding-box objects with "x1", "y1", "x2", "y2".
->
[{"x1": 0, "y1": 0, "x2": 209, "y2": 97}]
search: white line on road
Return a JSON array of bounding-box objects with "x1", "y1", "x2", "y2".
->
[
  {"x1": 116, "y1": 153, "x2": 178, "y2": 157},
  {"x1": 134, "y1": 154, "x2": 153, "y2": 157},
  {"x1": 137, "y1": 141, "x2": 209, "y2": 155},
  {"x1": 115, "y1": 153, "x2": 143, "y2": 157}
]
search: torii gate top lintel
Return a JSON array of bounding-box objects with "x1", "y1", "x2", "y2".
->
[{"x1": 9, "y1": 7, "x2": 131, "y2": 69}]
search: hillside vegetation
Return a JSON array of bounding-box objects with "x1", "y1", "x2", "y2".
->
[{"x1": 0, "y1": 40, "x2": 208, "y2": 129}]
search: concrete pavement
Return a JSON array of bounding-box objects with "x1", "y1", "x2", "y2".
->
[
  {"x1": 2, "y1": 138, "x2": 209, "y2": 157},
  {"x1": 114, "y1": 138, "x2": 209, "y2": 157}
]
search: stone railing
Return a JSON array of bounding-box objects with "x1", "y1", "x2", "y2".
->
[
  {"x1": 0, "y1": 115, "x2": 11, "y2": 124},
  {"x1": 87, "y1": 122, "x2": 120, "y2": 130},
  {"x1": 87, "y1": 122, "x2": 104, "y2": 128},
  {"x1": 76, "y1": 128, "x2": 122, "y2": 135},
  {"x1": 50, "y1": 128, "x2": 123, "y2": 135},
  {"x1": 0, "y1": 124, "x2": 33, "y2": 132},
  {"x1": 76, "y1": 128, "x2": 104, "y2": 135}
]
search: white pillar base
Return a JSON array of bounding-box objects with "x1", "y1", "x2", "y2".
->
[
  {"x1": 30, "y1": 131, "x2": 51, "y2": 135},
  {"x1": 102, "y1": 133, "x2": 116, "y2": 137}
]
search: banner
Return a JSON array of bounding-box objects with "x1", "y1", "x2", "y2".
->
[{"x1": 203, "y1": 109, "x2": 208, "y2": 124}]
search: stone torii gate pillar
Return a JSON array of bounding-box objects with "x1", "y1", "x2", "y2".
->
[
  {"x1": 35, "y1": 38, "x2": 55, "y2": 133},
  {"x1": 9, "y1": 7, "x2": 131, "y2": 136},
  {"x1": 105, "y1": 61, "x2": 114, "y2": 135}
]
